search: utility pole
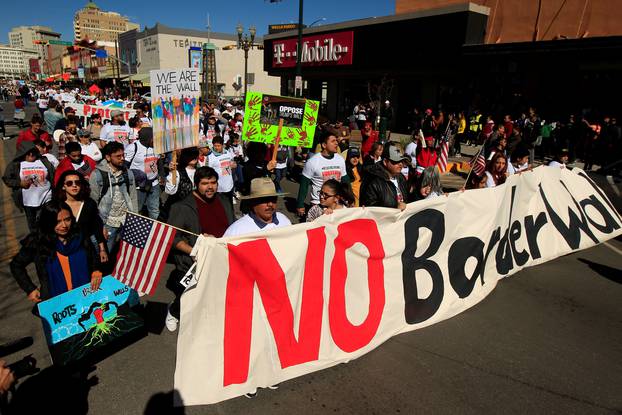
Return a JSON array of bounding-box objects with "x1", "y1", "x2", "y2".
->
[{"x1": 295, "y1": 0, "x2": 304, "y2": 97}]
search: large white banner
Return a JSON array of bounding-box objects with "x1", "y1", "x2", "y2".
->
[
  {"x1": 175, "y1": 167, "x2": 621, "y2": 406},
  {"x1": 65, "y1": 103, "x2": 136, "y2": 124}
]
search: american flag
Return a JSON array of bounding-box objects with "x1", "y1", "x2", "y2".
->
[
  {"x1": 469, "y1": 150, "x2": 487, "y2": 176},
  {"x1": 112, "y1": 213, "x2": 176, "y2": 295},
  {"x1": 436, "y1": 136, "x2": 449, "y2": 173}
]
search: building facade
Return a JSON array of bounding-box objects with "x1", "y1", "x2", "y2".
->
[
  {"x1": 264, "y1": 2, "x2": 622, "y2": 130},
  {"x1": 74, "y1": 1, "x2": 139, "y2": 45},
  {"x1": 73, "y1": 1, "x2": 139, "y2": 80},
  {"x1": 8, "y1": 25, "x2": 62, "y2": 77},
  {"x1": 396, "y1": 0, "x2": 622, "y2": 44},
  {"x1": 0, "y1": 45, "x2": 39, "y2": 78},
  {"x1": 119, "y1": 24, "x2": 280, "y2": 97}
]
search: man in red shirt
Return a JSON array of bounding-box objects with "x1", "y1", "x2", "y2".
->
[
  {"x1": 53, "y1": 141, "x2": 97, "y2": 185},
  {"x1": 360, "y1": 121, "x2": 379, "y2": 157},
  {"x1": 16, "y1": 114, "x2": 51, "y2": 150},
  {"x1": 165, "y1": 166, "x2": 235, "y2": 331}
]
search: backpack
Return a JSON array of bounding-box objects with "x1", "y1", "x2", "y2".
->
[{"x1": 95, "y1": 168, "x2": 131, "y2": 204}]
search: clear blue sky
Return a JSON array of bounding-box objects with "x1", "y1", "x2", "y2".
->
[{"x1": 1, "y1": 0, "x2": 395, "y2": 43}]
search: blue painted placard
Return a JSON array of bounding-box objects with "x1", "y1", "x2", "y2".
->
[{"x1": 38, "y1": 276, "x2": 139, "y2": 345}]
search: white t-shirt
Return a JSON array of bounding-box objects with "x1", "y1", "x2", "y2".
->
[
  {"x1": 389, "y1": 177, "x2": 404, "y2": 203},
  {"x1": 485, "y1": 171, "x2": 497, "y2": 188},
  {"x1": 99, "y1": 123, "x2": 132, "y2": 145},
  {"x1": 36, "y1": 98, "x2": 48, "y2": 109},
  {"x1": 19, "y1": 160, "x2": 52, "y2": 207},
  {"x1": 405, "y1": 141, "x2": 417, "y2": 165},
  {"x1": 507, "y1": 161, "x2": 529, "y2": 175},
  {"x1": 275, "y1": 146, "x2": 289, "y2": 170},
  {"x1": 302, "y1": 153, "x2": 347, "y2": 205},
  {"x1": 208, "y1": 151, "x2": 234, "y2": 193},
  {"x1": 80, "y1": 142, "x2": 102, "y2": 162},
  {"x1": 224, "y1": 212, "x2": 292, "y2": 237},
  {"x1": 125, "y1": 141, "x2": 159, "y2": 181},
  {"x1": 548, "y1": 160, "x2": 566, "y2": 169},
  {"x1": 43, "y1": 153, "x2": 59, "y2": 168}
]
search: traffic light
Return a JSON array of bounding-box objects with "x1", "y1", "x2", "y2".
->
[{"x1": 33, "y1": 40, "x2": 48, "y2": 45}]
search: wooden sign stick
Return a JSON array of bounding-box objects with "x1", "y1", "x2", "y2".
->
[
  {"x1": 171, "y1": 150, "x2": 178, "y2": 186},
  {"x1": 271, "y1": 118, "x2": 285, "y2": 162}
]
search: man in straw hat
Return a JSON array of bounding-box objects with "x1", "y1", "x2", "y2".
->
[{"x1": 224, "y1": 177, "x2": 291, "y2": 237}]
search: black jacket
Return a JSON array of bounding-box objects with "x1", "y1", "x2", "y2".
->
[
  {"x1": 168, "y1": 192, "x2": 234, "y2": 273},
  {"x1": 76, "y1": 197, "x2": 106, "y2": 246},
  {"x1": 360, "y1": 163, "x2": 409, "y2": 208},
  {"x1": 10, "y1": 233, "x2": 99, "y2": 300}
]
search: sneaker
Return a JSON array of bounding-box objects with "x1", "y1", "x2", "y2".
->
[
  {"x1": 244, "y1": 391, "x2": 257, "y2": 399},
  {"x1": 165, "y1": 306, "x2": 179, "y2": 332}
]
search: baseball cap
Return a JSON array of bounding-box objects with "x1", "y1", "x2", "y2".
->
[
  {"x1": 111, "y1": 109, "x2": 123, "y2": 117},
  {"x1": 383, "y1": 142, "x2": 409, "y2": 163},
  {"x1": 347, "y1": 147, "x2": 361, "y2": 158},
  {"x1": 77, "y1": 129, "x2": 91, "y2": 137}
]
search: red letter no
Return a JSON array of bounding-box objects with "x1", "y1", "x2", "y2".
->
[
  {"x1": 329, "y1": 219, "x2": 385, "y2": 353},
  {"x1": 223, "y1": 228, "x2": 326, "y2": 386}
]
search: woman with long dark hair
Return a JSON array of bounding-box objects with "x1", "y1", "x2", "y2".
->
[
  {"x1": 306, "y1": 179, "x2": 355, "y2": 222},
  {"x1": 10, "y1": 200, "x2": 102, "y2": 303},
  {"x1": 345, "y1": 147, "x2": 363, "y2": 206},
  {"x1": 485, "y1": 152, "x2": 509, "y2": 188},
  {"x1": 53, "y1": 170, "x2": 108, "y2": 264}
]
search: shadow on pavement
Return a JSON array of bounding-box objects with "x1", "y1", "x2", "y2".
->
[
  {"x1": 138, "y1": 301, "x2": 169, "y2": 335},
  {"x1": 144, "y1": 389, "x2": 185, "y2": 415},
  {"x1": 578, "y1": 258, "x2": 622, "y2": 284},
  {"x1": 7, "y1": 365, "x2": 98, "y2": 414}
]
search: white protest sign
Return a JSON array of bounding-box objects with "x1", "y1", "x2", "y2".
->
[
  {"x1": 175, "y1": 167, "x2": 622, "y2": 406},
  {"x1": 150, "y1": 68, "x2": 201, "y2": 154}
]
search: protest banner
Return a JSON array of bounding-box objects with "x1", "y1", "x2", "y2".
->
[
  {"x1": 242, "y1": 91, "x2": 319, "y2": 148},
  {"x1": 150, "y1": 68, "x2": 201, "y2": 154},
  {"x1": 38, "y1": 276, "x2": 142, "y2": 365},
  {"x1": 65, "y1": 102, "x2": 136, "y2": 126},
  {"x1": 174, "y1": 167, "x2": 621, "y2": 405}
]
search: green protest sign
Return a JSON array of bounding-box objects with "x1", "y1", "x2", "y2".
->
[{"x1": 242, "y1": 92, "x2": 319, "y2": 148}]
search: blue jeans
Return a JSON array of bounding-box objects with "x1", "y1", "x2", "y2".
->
[
  {"x1": 273, "y1": 167, "x2": 287, "y2": 193},
  {"x1": 137, "y1": 184, "x2": 160, "y2": 219},
  {"x1": 104, "y1": 224, "x2": 123, "y2": 254}
]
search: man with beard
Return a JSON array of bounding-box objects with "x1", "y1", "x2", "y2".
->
[
  {"x1": 165, "y1": 166, "x2": 234, "y2": 331},
  {"x1": 99, "y1": 110, "x2": 131, "y2": 145}
]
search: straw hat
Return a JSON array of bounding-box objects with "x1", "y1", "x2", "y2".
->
[
  {"x1": 53, "y1": 129, "x2": 65, "y2": 143},
  {"x1": 239, "y1": 177, "x2": 288, "y2": 200}
]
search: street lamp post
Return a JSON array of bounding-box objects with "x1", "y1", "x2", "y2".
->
[{"x1": 236, "y1": 24, "x2": 256, "y2": 100}]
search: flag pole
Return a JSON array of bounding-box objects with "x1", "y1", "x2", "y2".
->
[
  {"x1": 463, "y1": 144, "x2": 485, "y2": 188},
  {"x1": 125, "y1": 210, "x2": 200, "y2": 237}
]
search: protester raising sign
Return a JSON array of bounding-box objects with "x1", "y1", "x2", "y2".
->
[
  {"x1": 174, "y1": 167, "x2": 621, "y2": 405},
  {"x1": 38, "y1": 276, "x2": 142, "y2": 365},
  {"x1": 150, "y1": 68, "x2": 201, "y2": 154},
  {"x1": 242, "y1": 92, "x2": 319, "y2": 148}
]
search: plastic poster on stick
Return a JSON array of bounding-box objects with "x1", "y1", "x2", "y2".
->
[
  {"x1": 38, "y1": 276, "x2": 142, "y2": 365},
  {"x1": 242, "y1": 92, "x2": 319, "y2": 148},
  {"x1": 150, "y1": 68, "x2": 201, "y2": 154}
]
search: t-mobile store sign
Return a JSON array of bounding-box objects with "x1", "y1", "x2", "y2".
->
[{"x1": 272, "y1": 31, "x2": 354, "y2": 68}]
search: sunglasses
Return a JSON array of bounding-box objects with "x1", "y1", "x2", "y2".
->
[
  {"x1": 319, "y1": 191, "x2": 337, "y2": 199},
  {"x1": 64, "y1": 180, "x2": 81, "y2": 187}
]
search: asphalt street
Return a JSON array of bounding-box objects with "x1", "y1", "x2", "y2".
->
[{"x1": 0, "y1": 101, "x2": 621, "y2": 414}]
